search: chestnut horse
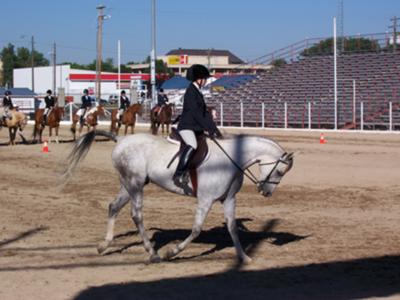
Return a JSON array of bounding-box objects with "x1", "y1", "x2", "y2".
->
[
  {"x1": 110, "y1": 103, "x2": 142, "y2": 135},
  {"x1": 150, "y1": 103, "x2": 173, "y2": 135},
  {"x1": 70, "y1": 105, "x2": 105, "y2": 140},
  {"x1": 33, "y1": 106, "x2": 65, "y2": 143},
  {"x1": 0, "y1": 109, "x2": 28, "y2": 145}
]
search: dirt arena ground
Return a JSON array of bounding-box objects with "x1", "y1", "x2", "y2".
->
[{"x1": 0, "y1": 125, "x2": 399, "y2": 300}]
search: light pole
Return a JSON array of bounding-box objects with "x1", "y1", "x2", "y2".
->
[
  {"x1": 150, "y1": 0, "x2": 157, "y2": 106},
  {"x1": 333, "y1": 17, "x2": 338, "y2": 130},
  {"x1": 95, "y1": 5, "x2": 110, "y2": 101}
]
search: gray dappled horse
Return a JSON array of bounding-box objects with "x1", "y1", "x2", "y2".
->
[{"x1": 64, "y1": 130, "x2": 293, "y2": 263}]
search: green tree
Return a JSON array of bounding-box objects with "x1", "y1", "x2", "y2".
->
[
  {"x1": 271, "y1": 58, "x2": 287, "y2": 67},
  {"x1": 0, "y1": 43, "x2": 17, "y2": 87},
  {"x1": 31, "y1": 50, "x2": 50, "y2": 67},
  {"x1": 142, "y1": 56, "x2": 174, "y2": 76},
  {"x1": 301, "y1": 37, "x2": 380, "y2": 57},
  {"x1": 15, "y1": 47, "x2": 31, "y2": 68}
]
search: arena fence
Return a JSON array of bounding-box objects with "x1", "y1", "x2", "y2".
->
[{"x1": 18, "y1": 95, "x2": 399, "y2": 133}]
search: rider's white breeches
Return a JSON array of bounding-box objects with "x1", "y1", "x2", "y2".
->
[{"x1": 179, "y1": 130, "x2": 197, "y2": 149}]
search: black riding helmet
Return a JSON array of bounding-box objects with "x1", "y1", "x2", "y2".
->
[
  {"x1": 121, "y1": 90, "x2": 126, "y2": 95},
  {"x1": 4, "y1": 90, "x2": 11, "y2": 96},
  {"x1": 47, "y1": 89, "x2": 52, "y2": 95},
  {"x1": 83, "y1": 89, "x2": 89, "y2": 94},
  {"x1": 186, "y1": 64, "x2": 210, "y2": 82}
]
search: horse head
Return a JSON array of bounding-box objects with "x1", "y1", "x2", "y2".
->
[
  {"x1": 57, "y1": 106, "x2": 65, "y2": 120},
  {"x1": 257, "y1": 152, "x2": 294, "y2": 197},
  {"x1": 97, "y1": 105, "x2": 106, "y2": 116},
  {"x1": 129, "y1": 103, "x2": 143, "y2": 117}
]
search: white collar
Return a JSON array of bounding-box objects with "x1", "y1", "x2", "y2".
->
[{"x1": 193, "y1": 82, "x2": 202, "y2": 93}]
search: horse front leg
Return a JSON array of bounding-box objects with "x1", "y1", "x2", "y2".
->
[
  {"x1": 164, "y1": 198, "x2": 214, "y2": 260},
  {"x1": 97, "y1": 186, "x2": 131, "y2": 254},
  {"x1": 223, "y1": 196, "x2": 252, "y2": 264},
  {"x1": 78, "y1": 124, "x2": 84, "y2": 138},
  {"x1": 55, "y1": 126, "x2": 59, "y2": 144},
  {"x1": 49, "y1": 126, "x2": 52, "y2": 143},
  {"x1": 130, "y1": 189, "x2": 161, "y2": 263},
  {"x1": 8, "y1": 128, "x2": 14, "y2": 145}
]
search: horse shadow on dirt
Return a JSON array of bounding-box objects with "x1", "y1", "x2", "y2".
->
[
  {"x1": 103, "y1": 218, "x2": 308, "y2": 261},
  {"x1": 73, "y1": 253, "x2": 400, "y2": 300},
  {"x1": 0, "y1": 227, "x2": 48, "y2": 248},
  {"x1": 73, "y1": 217, "x2": 400, "y2": 300}
]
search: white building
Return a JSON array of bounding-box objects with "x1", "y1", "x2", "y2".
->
[{"x1": 13, "y1": 65, "x2": 149, "y2": 103}]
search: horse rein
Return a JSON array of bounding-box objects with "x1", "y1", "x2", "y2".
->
[{"x1": 209, "y1": 136, "x2": 289, "y2": 187}]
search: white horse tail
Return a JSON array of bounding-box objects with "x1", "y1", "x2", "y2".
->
[{"x1": 62, "y1": 130, "x2": 118, "y2": 184}]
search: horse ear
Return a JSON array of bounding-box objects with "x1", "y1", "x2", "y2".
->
[{"x1": 286, "y1": 152, "x2": 294, "y2": 160}]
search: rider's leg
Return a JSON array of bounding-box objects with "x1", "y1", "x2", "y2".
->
[
  {"x1": 173, "y1": 130, "x2": 198, "y2": 188},
  {"x1": 118, "y1": 109, "x2": 124, "y2": 121},
  {"x1": 43, "y1": 108, "x2": 49, "y2": 125},
  {"x1": 80, "y1": 109, "x2": 86, "y2": 125}
]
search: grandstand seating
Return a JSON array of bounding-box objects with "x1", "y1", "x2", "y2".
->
[
  {"x1": 208, "y1": 52, "x2": 400, "y2": 129},
  {"x1": 209, "y1": 75, "x2": 256, "y2": 91}
]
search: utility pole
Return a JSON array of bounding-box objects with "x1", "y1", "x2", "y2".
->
[
  {"x1": 150, "y1": 0, "x2": 157, "y2": 106},
  {"x1": 52, "y1": 42, "x2": 56, "y2": 95},
  {"x1": 31, "y1": 36, "x2": 35, "y2": 93},
  {"x1": 96, "y1": 5, "x2": 107, "y2": 101},
  {"x1": 389, "y1": 16, "x2": 400, "y2": 52}
]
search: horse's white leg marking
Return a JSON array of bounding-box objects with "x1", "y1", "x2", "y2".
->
[
  {"x1": 97, "y1": 186, "x2": 130, "y2": 254},
  {"x1": 165, "y1": 198, "x2": 214, "y2": 259},
  {"x1": 55, "y1": 126, "x2": 59, "y2": 144},
  {"x1": 130, "y1": 189, "x2": 161, "y2": 263},
  {"x1": 223, "y1": 197, "x2": 252, "y2": 264}
]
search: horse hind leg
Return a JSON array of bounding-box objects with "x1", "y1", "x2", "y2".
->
[
  {"x1": 97, "y1": 186, "x2": 130, "y2": 254},
  {"x1": 164, "y1": 198, "x2": 214, "y2": 260},
  {"x1": 129, "y1": 188, "x2": 161, "y2": 263}
]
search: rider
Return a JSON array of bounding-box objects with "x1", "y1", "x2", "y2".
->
[
  {"x1": 43, "y1": 89, "x2": 56, "y2": 125},
  {"x1": 173, "y1": 64, "x2": 222, "y2": 189},
  {"x1": 118, "y1": 90, "x2": 130, "y2": 122},
  {"x1": 77, "y1": 89, "x2": 92, "y2": 124},
  {"x1": 2, "y1": 90, "x2": 14, "y2": 121},
  {"x1": 154, "y1": 88, "x2": 169, "y2": 117}
]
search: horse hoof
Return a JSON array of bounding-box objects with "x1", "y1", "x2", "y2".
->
[
  {"x1": 163, "y1": 247, "x2": 177, "y2": 260},
  {"x1": 239, "y1": 255, "x2": 253, "y2": 265},
  {"x1": 97, "y1": 241, "x2": 110, "y2": 254},
  {"x1": 149, "y1": 254, "x2": 162, "y2": 263}
]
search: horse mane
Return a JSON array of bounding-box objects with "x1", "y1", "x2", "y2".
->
[{"x1": 221, "y1": 132, "x2": 284, "y2": 152}]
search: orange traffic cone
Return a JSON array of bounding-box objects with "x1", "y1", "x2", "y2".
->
[
  {"x1": 42, "y1": 140, "x2": 49, "y2": 153},
  {"x1": 319, "y1": 133, "x2": 327, "y2": 144}
]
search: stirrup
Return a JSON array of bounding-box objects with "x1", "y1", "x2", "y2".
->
[{"x1": 173, "y1": 172, "x2": 189, "y2": 189}]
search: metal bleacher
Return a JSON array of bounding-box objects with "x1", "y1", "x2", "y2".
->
[{"x1": 209, "y1": 51, "x2": 400, "y2": 130}]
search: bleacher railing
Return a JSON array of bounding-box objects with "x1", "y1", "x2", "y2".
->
[{"x1": 244, "y1": 32, "x2": 391, "y2": 66}]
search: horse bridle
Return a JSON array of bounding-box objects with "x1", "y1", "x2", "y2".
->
[{"x1": 210, "y1": 137, "x2": 290, "y2": 188}]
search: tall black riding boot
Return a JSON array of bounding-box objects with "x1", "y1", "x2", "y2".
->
[{"x1": 173, "y1": 145, "x2": 195, "y2": 189}]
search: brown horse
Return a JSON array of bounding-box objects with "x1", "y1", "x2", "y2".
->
[
  {"x1": 0, "y1": 109, "x2": 28, "y2": 145},
  {"x1": 71, "y1": 105, "x2": 105, "y2": 140},
  {"x1": 150, "y1": 103, "x2": 173, "y2": 135},
  {"x1": 110, "y1": 103, "x2": 142, "y2": 135},
  {"x1": 33, "y1": 106, "x2": 65, "y2": 143}
]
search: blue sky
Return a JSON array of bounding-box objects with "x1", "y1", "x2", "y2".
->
[{"x1": 1, "y1": 0, "x2": 399, "y2": 65}]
